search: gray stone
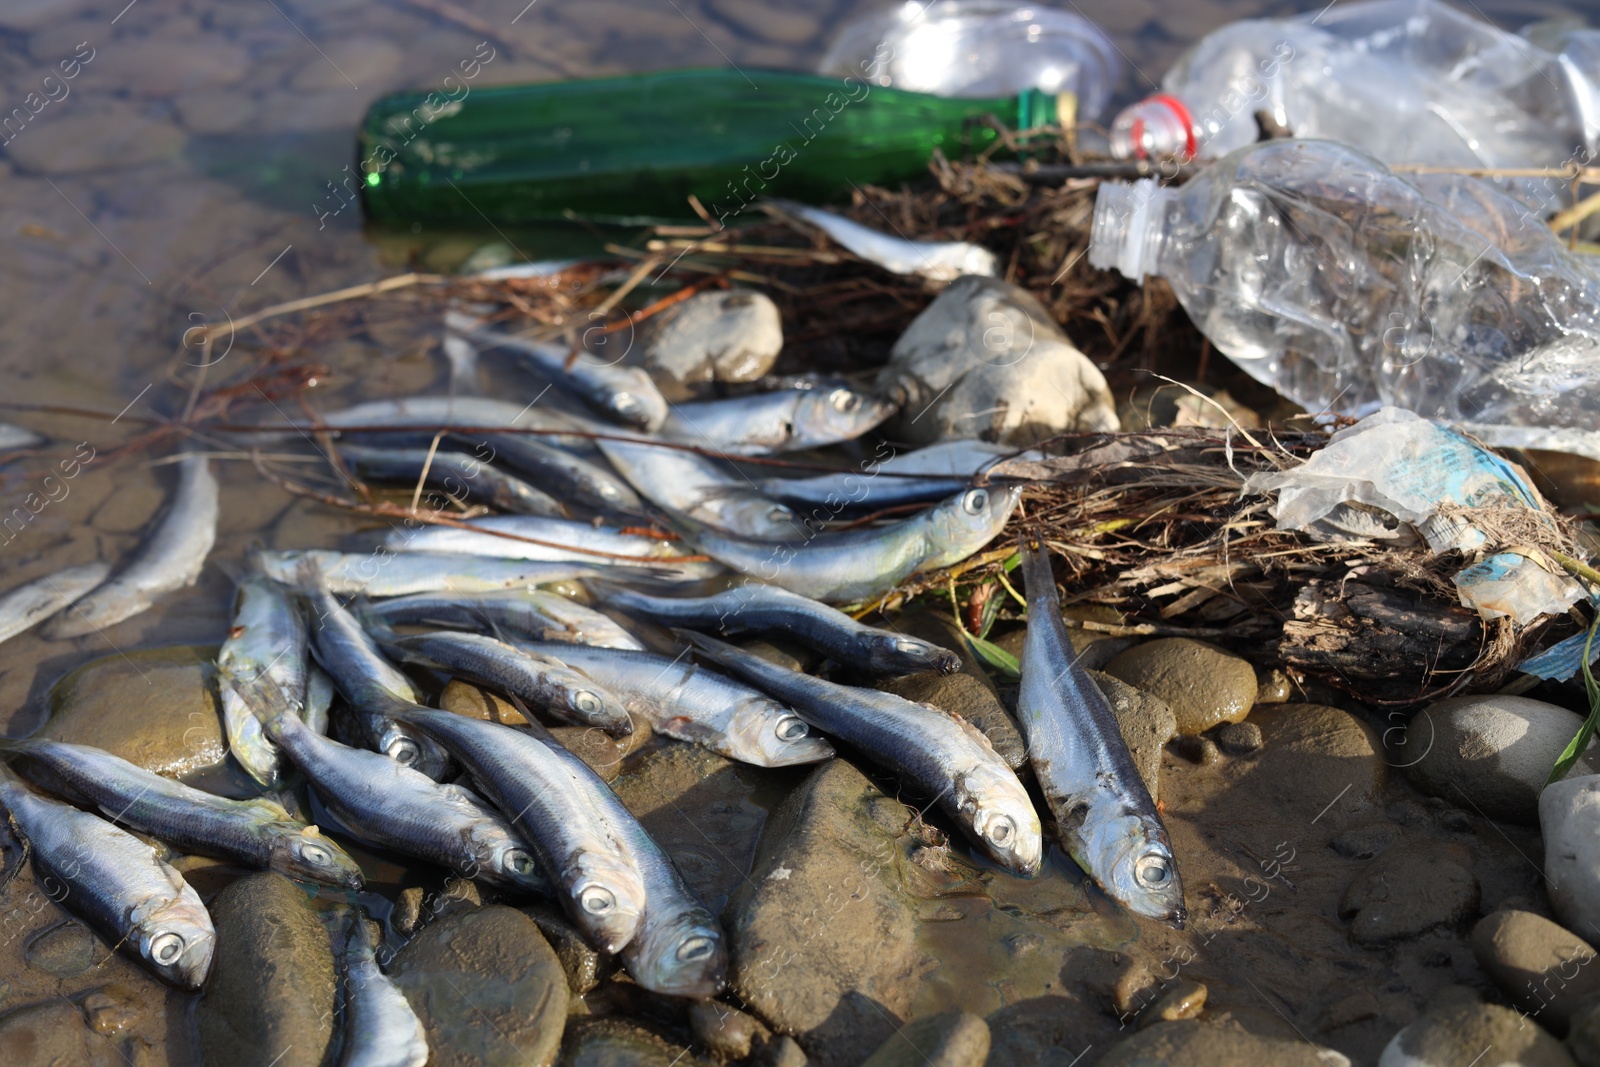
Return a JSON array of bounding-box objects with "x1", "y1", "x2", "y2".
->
[
  {"x1": 1378, "y1": 1003, "x2": 1574, "y2": 1066},
  {"x1": 875, "y1": 276, "x2": 1118, "y2": 447},
  {"x1": 688, "y1": 999, "x2": 768, "y2": 1060},
  {"x1": 1103, "y1": 638, "x2": 1256, "y2": 735},
  {"x1": 1405, "y1": 695, "x2": 1600, "y2": 823},
  {"x1": 1339, "y1": 842, "x2": 1479, "y2": 945},
  {"x1": 1542, "y1": 775, "x2": 1600, "y2": 944},
  {"x1": 4, "y1": 103, "x2": 186, "y2": 174},
  {"x1": 1471, "y1": 910, "x2": 1600, "y2": 1034},
  {"x1": 392, "y1": 905, "x2": 568, "y2": 1067},
  {"x1": 1214, "y1": 721, "x2": 1263, "y2": 755},
  {"x1": 198, "y1": 874, "x2": 336, "y2": 1067},
  {"x1": 1088, "y1": 670, "x2": 1177, "y2": 801},
  {"x1": 523, "y1": 905, "x2": 612, "y2": 995},
  {"x1": 1101, "y1": 1019, "x2": 1350, "y2": 1066},
  {"x1": 44, "y1": 645, "x2": 227, "y2": 776},
  {"x1": 640, "y1": 290, "x2": 783, "y2": 386},
  {"x1": 859, "y1": 1010, "x2": 989, "y2": 1067}
]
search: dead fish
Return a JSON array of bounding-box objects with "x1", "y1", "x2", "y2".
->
[
  {"x1": 216, "y1": 573, "x2": 313, "y2": 790},
  {"x1": 0, "y1": 561, "x2": 111, "y2": 645},
  {"x1": 596, "y1": 435, "x2": 801, "y2": 538},
  {"x1": 469, "y1": 432, "x2": 645, "y2": 516},
  {"x1": 44, "y1": 452, "x2": 218, "y2": 638},
  {"x1": 363, "y1": 588, "x2": 644, "y2": 650},
  {"x1": 256, "y1": 550, "x2": 607, "y2": 597},
  {"x1": 757, "y1": 440, "x2": 1024, "y2": 511},
  {"x1": 0, "y1": 768, "x2": 215, "y2": 989},
  {"x1": 1016, "y1": 541, "x2": 1185, "y2": 926},
  {"x1": 339, "y1": 916, "x2": 429, "y2": 1067},
  {"x1": 339, "y1": 444, "x2": 566, "y2": 517},
  {"x1": 773, "y1": 199, "x2": 998, "y2": 283},
  {"x1": 0, "y1": 422, "x2": 43, "y2": 451},
  {"x1": 662, "y1": 386, "x2": 895, "y2": 456},
  {"x1": 386, "y1": 515, "x2": 720, "y2": 580}
]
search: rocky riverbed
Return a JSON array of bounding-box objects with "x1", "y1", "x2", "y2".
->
[{"x1": 4, "y1": 604, "x2": 1597, "y2": 1066}]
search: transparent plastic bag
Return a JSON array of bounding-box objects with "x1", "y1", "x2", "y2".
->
[
  {"x1": 819, "y1": 0, "x2": 1121, "y2": 116},
  {"x1": 1089, "y1": 139, "x2": 1600, "y2": 461}
]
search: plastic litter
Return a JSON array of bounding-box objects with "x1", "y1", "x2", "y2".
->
[
  {"x1": 819, "y1": 0, "x2": 1121, "y2": 115},
  {"x1": 1244, "y1": 408, "x2": 1583, "y2": 625},
  {"x1": 1089, "y1": 139, "x2": 1600, "y2": 461}
]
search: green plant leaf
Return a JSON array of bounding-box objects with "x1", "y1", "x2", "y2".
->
[
  {"x1": 967, "y1": 631, "x2": 1020, "y2": 680},
  {"x1": 1548, "y1": 605, "x2": 1600, "y2": 785}
]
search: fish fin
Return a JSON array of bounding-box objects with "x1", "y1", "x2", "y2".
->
[{"x1": 671, "y1": 628, "x2": 741, "y2": 663}]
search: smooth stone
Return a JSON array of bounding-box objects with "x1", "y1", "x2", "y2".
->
[
  {"x1": 1101, "y1": 1019, "x2": 1350, "y2": 1066},
  {"x1": 875, "y1": 277, "x2": 1118, "y2": 447},
  {"x1": 393, "y1": 887, "x2": 426, "y2": 937},
  {"x1": 174, "y1": 91, "x2": 258, "y2": 135},
  {"x1": 1405, "y1": 695, "x2": 1599, "y2": 823},
  {"x1": 858, "y1": 1010, "x2": 989, "y2": 1067},
  {"x1": 0, "y1": 999, "x2": 113, "y2": 1067},
  {"x1": 756, "y1": 1035, "x2": 809, "y2": 1067},
  {"x1": 1087, "y1": 670, "x2": 1177, "y2": 801},
  {"x1": 1339, "y1": 842, "x2": 1479, "y2": 945},
  {"x1": 727, "y1": 761, "x2": 926, "y2": 1066},
  {"x1": 1257, "y1": 667, "x2": 1293, "y2": 704},
  {"x1": 289, "y1": 38, "x2": 404, "y2": 91},
  {"x1": 557, "y1": 1018, "x2": 702, "y2": 1066},
  {"x1": 1214, "y1": 721, "x2": 1264, "y2": 755},
  {"x1": 706, "y1": 0, "x2": 819, "y2": 43},
  {"x1": 23, "y1": 920, "x2": 97, "y2": 977},
  {"x1": 640, "y1": 290, "x2": 783, "y2": 385},
  {"x1": 1103, "y1": 638, "x2": 1256, "y2": 735},
  {"x1": 1330, "y1": 825, "x2": 1400, "y2": 860},
  {"x1": 45, "y1": 646, "x2": 227, "y2": 776},
  {"x1": 1378, "y1": 1003, "x2": 1575, "y2": 1066},
  {"x1": 523, "y1": 906, "x2": 612, "y2": 996},
  {"x1": 688, "y1": 1000, "x2": 768, "y2": 1060},
  {"x1": 392, "y1": 906, "x2": 568, "y2": 1067},
  {"x1": 198, "y1": 874, "x2": 336, "y2": 1067},
  {"x1": 90, "y1": 38, "x2": 249, "y2": 96},
  {"x1": 1221, "y1": 703, "x2": 1388, "y2": 824},
  {"x1": 4, "y1": 103, "x2": 186, "y2": 174},
  {"x1": 1541, "y1": 775, "x2": 1600, "y2": 944},
  {"x1": 1146, "y1": 979, "x2": 1207, "y2": 1024},
  {"x1": 1471, "y1": 910, "x2": 1600, "y2": 1034}
]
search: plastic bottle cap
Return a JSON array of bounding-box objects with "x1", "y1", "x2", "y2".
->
[{"x1": 1087, "y1": 178, "x2": 1169, "y2": 283}]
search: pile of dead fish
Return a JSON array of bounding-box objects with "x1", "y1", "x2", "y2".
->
[{"x1": 0, "y1": 267, "x2": 1179, "y2": 1059}]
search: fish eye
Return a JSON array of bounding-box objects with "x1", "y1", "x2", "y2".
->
[
  {"x1": 961, "y1": 489, "x2": 988, "y2": 515},
  {"x1": 614, "y1": 394, "x2": 640, "y2": 414},
  {"x1": 504, "y1": 849, "x2": 536, "y2": 876},
  {"x1": 828, "y1": 388, "x2": 858, "y2": 413},
  {"x1": 773, "y1": 715, "x2": 809, "y2": 742},
  {"x1": 892, "y1": 637, "x2": 924, "y2": 653},
  {"x1": 574, "y1": 691, "x2": 602, "y2": 714},
  {"x1": 1136, "y1": 854, "x2": 1173, "y2": 888},
  {"x1": 580, "y1": 886, "x2": 615, "y2": 914},
  {"x1": 296, "y1": 841, "x2": 333, "y2": 866},
  {"x1": 390, "y1": 739, "x2": 420, "y2": 765},
  {"x1": 677, "y1": 935, "x2": 716, "y2": 962},
  {"x1": 987, "y1": 816, "x2": 1016, "y2": 847},
  {"x1": 150, "y1": 932, "x2": 185, "y2": 965}
]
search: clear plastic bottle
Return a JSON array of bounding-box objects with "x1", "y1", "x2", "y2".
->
[
  {"x1": 1088, "y1": 139, "x2": 1600, "y2": 458},
  {"x1": 1108, "y1": 0, "x2": 1587, "y2": 183},
  {"x1": 818, "y1": 0, "x2": 1121, "y2": 119}
]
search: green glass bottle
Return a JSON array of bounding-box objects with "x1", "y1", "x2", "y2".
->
[{"x1": 358, "y1": 68, "x2": 1061, "y2": 226}]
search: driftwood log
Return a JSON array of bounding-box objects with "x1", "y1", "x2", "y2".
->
[{"x1": 1276, "y1": 579, "x2": 1485, "y2": 689}]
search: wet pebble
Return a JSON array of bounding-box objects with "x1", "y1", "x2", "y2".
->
[
  {"x1": 1339, "y1": 842, "x2": 1479, "y2": 945},
  {"x1": 1329, "y1": 824, "x2": 1400, "y2": 860},
  {"x1": 198, "y1": 873, "x2": 336, "y2": 1067},
  {"x1": 1170, "y1": 735, "x2": 1221, "y2": 766},
  {"x1": 639, "y1": 290, "x2": 783, "y2": 387},
  {"x1": 1213, "y1": 720, "x2": 1263, "y2": 755},
  {"x1": 557, "y1": 1018, "x2": 701, "y2": 1066},
  {"x1": 393, "y1": 886, "x2": 426, "y2": 936},
  {"x1": 1143, "y1": 979, "x2": 1207, "y2": 1025},
  {"x1": 757, "y1": 1035, "x2": 809, "y2": 1067},
  {"x1": 1256, "y1": 667, "x2": 1293, "y2": 704},
  {"x1": 392, "y1": 905, "x2": 568, "y2": 1067},
  {"x1": 688, "y1": 999, "x2": 768, "y2": 1060},
  {"x1": 858, "y1": 1010, "x2": 989, "y2": 1067},
  {"x1": 1405, "y1": 695, "x2": 1599, "y2": 823},
  {"x1": 1542, "y1": 775, "x2": 1600, "y2": 944},
  {"x1": 3, "y1": 103, "x2": 186, "y2": 174},
  {"x1": 1471, "y1": 910, "x2": 1600, "y2": 1034},
  {"x1": 45, "y1": 646, "x2": 227, "y2": 776},
  {"x1": 1088, "y1": 670, "x2": 1176, "y2": 800},
  {"x1": 1378, "y1": 1002, "x2": 1574, "y2": 1066},
  {"x1": 1101, "y1": 1019, "x2": 1350, "y2": 1066},
  {"x1": 523, "y1": 905, "x2": 612, "y2": 995},
  {"x1": 90, "y1": 38, "x2": 249, "y2": 96},
  {"x1": 1103, "y1": 638, "x2": 1256, "y2": 735}
]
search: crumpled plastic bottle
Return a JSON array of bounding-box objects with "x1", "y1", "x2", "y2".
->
[
  {"x1": 1109, "y1": 0, "x2": 1591, "y2": 207},
  {"x1": 818, "y1": 0, "x2": 1121, "y2": 118},
  {"x1": 1088, "y1": 139, "x2": 1600, "y2": 460}
]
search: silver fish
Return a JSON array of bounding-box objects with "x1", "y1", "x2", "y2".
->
[
  {"x1": 339, "y1": 917, "x2": 429, "y2": 1067},
  {"x1": 594, "y1": 582, "x2": 960, "y2": 676},
  {"x1": 339, "y1": 444, "x2": 566, "y2": 517},
  {"x1": 387, "y1": 515, "x2": 718, "y2": 578},
  {"x1": 45, "y1": 453, "x2": 218, "y2": 638},
  {"x1": 774, "y1": 200, "x2": 998, "y2": 283},
  {"x1": 306, "y1": 665, "x2": 334, "y2": 736},
  {"x1": 314, "y1": 395, "x2": 588, "y2": 439},
  {"x1": 380, "y1": 630, "x2": 634, "y2": 736},
  {"x1": 0, "y1": 561, "x2": 111, "y2": 645},
  {"x1": 441, "y1": 332, "x2": 482, "y2": 394},
  {"x1": 252, "y1": 692, "x2": 545, "y2": 894},
  {"x1": 447, "y1": 310, "x2": 669, "y2": 432},
  {"x1": 661, "y1": 387, "x2": 895, "y2": 456},
  {"x1": 217, "y1": 574, "x2": 313, "y2": 789},
  {"x1": 303, "y1": 579, "x2": 450, "y2": 780},
  {"x1": 689, "y1": 485, "x2": 1022, "y2": 603},
  {"x1": 514, "y1": 641, "x2": 833, "y2": 768},
  {"x1": 758, "y1": 440, "x2": 1023, "y2": 511},
  {"x1": 530, "y1": 731, "x2": 726, "y2": 995},
  {"x1": 1017, "y1": 543, "x2": 1184, "y2": 926},
  {"x1": 0, "y1": 422, "x2": 43, "y2": 451},
  {"x1": 0, "y1": 770, "x2": 215, "y2": 988},
  {"x1": 596, "y1": 436, "x2": 800, "y2": 539},
  {"x1": 471, "y1": 432, "x2": 644, "y2": 516},
  {"x1": 681, "y1": 633, "x2": 1041, "y2": 875},
  {"x1": 363, "y1": 588, "x2": 643, "y2": 651},
  {"x1": 387, "y1": 707, "x2": 646, "y2": 953},
  {"x1": 256, "y1": 550, "x2": 606, "y2": 597},
  {"x1": 4, "y1": 737, "x2": 364, "y2": 889}
]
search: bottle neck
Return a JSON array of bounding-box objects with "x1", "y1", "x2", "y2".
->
[
  {"x1": 1109, "y1": 95, "x2": 1199, "y2": 161},
  {"x1": 1087, "y1": 178, "x2": 1171, "y2": 283},
  {"x1": 1014, "y1": 89, "x2": 1066, "y2": 131}
]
